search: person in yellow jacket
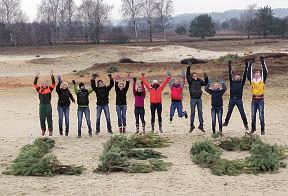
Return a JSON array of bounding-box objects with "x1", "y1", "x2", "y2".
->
[{"x1": 247, "y1": 56, "x2": 268, "y2": 135}]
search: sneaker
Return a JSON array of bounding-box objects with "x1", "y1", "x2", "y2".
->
[
  {"x1": 119, "y1": 127, "x2": 123, "y2": 134},
  {"x1": 151, "y1": 125, "x2": 155, "y2": 133},
  {"x1": 198, "y1": 125, "x2": 205, "y2": 133},
  {"x1": 212, "y1": 129, "x2": 216, "y2": 134},
  {"x1": 184, "y1": 112, "x2": 188, "y2": 119},
  {"x1": 189, "y1": 125, "x2": 195, "y2": 133},
  {"x1": 96, "y1": 130, "x2": 100, "y2": 135},
  {"x1": 123, "y1": 127, "x2": 126, "y2": 134},
  {"x1": 170, "y1": 117, "x2": 173, "y2": 122},
  {"x1": 244, "y1": 124, "x2": 249, "y2": 131},
  {"x1": 59, "y1": 131, "x2": 63, "y2": 136},
  {"x1": 223, "y1": 122, "x2": 228, "y2": 127},
  {"x1": 261, "y1": 130, "x2": 265, "y2": 135}
]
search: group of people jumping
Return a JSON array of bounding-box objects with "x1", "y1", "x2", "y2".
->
[{"x1": 33, "y1": 56, "x2": 268, "y2": 137}]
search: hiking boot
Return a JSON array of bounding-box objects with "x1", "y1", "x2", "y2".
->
[
  {"x1": 198, "y1": 124, "x2": 205, "y2": 133},
  {"x1": 244, "y1": 124, "x2": 249, "y2": 131},
  {"x1": 151, "y1": 124, "x2": 155, "y2": 133},
  {"x1": 261, "y1": 129, "x2": 265, "y2": 135},
  {"x1": 41, "y1": 129, "x2": 46, "y2": 136},
  {"x1": 48, "y1": 129, "x2": 53, "y2": 136},
  {"x1": 108, "y1": 130, "x2": 113, "y2": 135},
  {"x1": 89, "y1": 133, "x2": 93, "y2": 137},
  {"x1": 223, "y1": 122, "x2": 228, "y2": 127},
  {"x1": 212, "y1": 128, "x2": 216, "y2": 134},
  {"x1": 96, "y1": 130, "x2": 100, "y2": 135},
  {"x1": 59, "y1": 129, "x2": 63, "y2": 136},
  {"x1": 65, "y1": 130, "x2": 69, "y2": 136},
  {"x1": 219, "y1": 130, "x2": 223, "y2": 137},
  {"x1": 189, "y1": 125, "x2": 195, "y2": 133},
  {"x1": 184, "y1": 111, "x2": 188, "y2": 119},
  {"x1": 119, "y1": 127, "x2": 123, "y2": 134},
  {"x1": 170, "y1": 117, "x2": 173, "y2": 122},
  {"x1": 123, "y1": 127, "x2": 126, "y2": 134},
  {"x1": 135, "y1": 125, "x2": 140, "y2": 134}
]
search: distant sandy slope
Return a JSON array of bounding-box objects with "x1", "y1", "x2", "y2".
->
[{"x1": 0, "y1": 41, "x2": 288, "y2": 196}]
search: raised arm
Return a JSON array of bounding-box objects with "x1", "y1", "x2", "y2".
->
[
  {"x1": 159, "y1": 77, "x2": 171, "y2": 91},
  {"x1": 247, "y1": 62, "x2": 253, "y2": 84},
  {"x1": 186, "y1": 65, "x2": 192, "y2": 84},
  {"x1": 33, "y1": 73, "x2": 40, "y2": 92},
  {"x1": 69, "y1": 91, "x2": 75, "y2": 103},
  {"x1": 228, "y1": 61, "x2": 233, "y2": 83},
  {"x1": 56, "y1": 76, "x2": 62, "y2": 93},
  {"x1": 49, "y1": 71, "x2": 56, "y2": 91},
  {"x1": 141, "y1": 74, "x2": 151, "y2": 92},
  {"x1": 200, "y1": 73, "x2": 209, "y2": 86},
  {"x1": 124, "y1": 80, "x2": 130, "y2": 92},
  {"x1": 205, "y1": 83, "x2": 213, "y2": 95},
  {"x1": 142, "y1": 81, "x2": 146, "y2": 98},
  {"x1": 72, "y1": 80, "x2": 79, "y2": 94},
  {"x1": 242, "y1": 61, "x2": 249, "y2": 86},
  {"x1": 221, "y1": 82, "x2": 227, "y2": 94},
  {"x1": 260, "y1": 57, "x2": 268, "y2": 83},
  {"x1": 107, "y1": 74, "x2": 114, "y2": 91}
]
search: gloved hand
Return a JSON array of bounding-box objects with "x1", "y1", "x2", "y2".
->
[
  {"x1": 204, "y1": 73, "x2": 208, "y2": 79},
  {"x1": 57, "y1": 75, "x2": 62, "y2": 82},
  {"x1": 92, "y1": 74, "x2": 97, "y2": 79},
  {"x1": 181, "y1": 70, "x2": 186, "y2": 78},
  {"x1": 72, "y1": 80, "x2": 76, "y2": 85},
  {"x1": 220, "y1": 79, "x2": 225, "y2": 84},
  {"x1": 208, "y1": 79, "x2": 212, "y2": 85},
  {"x1": 260, "y1": 56, "x2": 265, "y2": 64},
  {"x1": 228, "y1": 60, "x2": 232, "y2": 66},
  {"x1": 167, "y1": 70, "x2": 172, "y2": 77},
  {"x1": 108, "y1": 74, "x2": 112, "y2": 79}
]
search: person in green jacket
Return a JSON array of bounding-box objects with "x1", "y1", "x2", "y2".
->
[{"x1": 72, "y1": 80, "x2": 94, "y2": 138}]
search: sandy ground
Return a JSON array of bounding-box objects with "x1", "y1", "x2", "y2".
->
[{"x1": 0, "y1": 40, "x2": 288, "y2": 196}]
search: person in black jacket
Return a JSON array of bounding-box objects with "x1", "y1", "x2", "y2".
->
[
  {"x1": 205, "y1": 80, "x2": 227, "y2": 135},
  {"x1": 223, "y1": 61, "x2": 249, "y2": 130},
  {"x1": 56, "y1": 76, "x2": 75, "y2": 136},
  {"x1": 115, "y1": 74, "x2": 130, "y2": 133},
  {"x1": 186, "y1": 64, "x2": 209, "y2": 133},
  {"x1": 91, "y1": 74, "x2": 114, "y2": 134},
  {"x1": 33, "y1": 71, "x2": 55, "y2": 136}
]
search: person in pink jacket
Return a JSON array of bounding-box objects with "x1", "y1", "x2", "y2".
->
[
  {"x1": 141, "y1": 72, "x2": 171, "y2": 133},
  {"x1": 133, "y1": 77, "x2": 146, "y2": 134},
  {"x1": 169, "y1": 71, "x2": 188, "y2": 122}
]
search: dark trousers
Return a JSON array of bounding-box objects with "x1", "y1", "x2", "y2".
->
[
  {"x1": 39, "y1": 103, "x2": 53, "y2": 131},
  {"x1": 170, "y1": 101, "x2": 186, "y2": 119},
  {"x1": 57, "y1": 106, "x2": 70, "y2": 134},
  {"x1": 224, "y1": 98, "x2": 248, "y2": 126},
  {"x1": 96, "y1": 105, "x2": 112, "y2": 132},
  {"x1": 251, "y1": 99, "x2": 265, "y2": 131},
  {"x1": 150, "y1": 103, "x2": 162, "y2": 126},
  {"x1": 211, "y1": 107, "x2": 223, "y2": 132},
  {"x1": 190, "y1": 98, "x2": 204, "y2": 126},
  {"x1": 77, "y1": 107, "x2": 92, "y2": 136},
  {"x1": 135, "y1": 107, "x2": 145, "y2": 127}
]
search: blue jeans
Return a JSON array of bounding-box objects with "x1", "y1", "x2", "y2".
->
[
  {"x1": 170, "y1": 101, "x2": 186, "y2": 119},
  {"x1": 77, "y1": 107, "x2": 92, "y2": 136},
  {"x1": 135, "y1": 107, "x2": 145, "y2": 126},
  {"x1": 116, "y1": 105, "x2": 127, "y2": 128},
  {"x1": 224, "y1": 98, "x2": 248, "y2": 126},
  {"x1": 211, "y1": 107, "x2": 223, "y2": 132},
  {"x1": 251, "y1": 99, "x2": 265, "y2": 131},
  {"x1": 190, "y1": 98, "x2": 204, "y2": 126},
  {"x1": 57, "y1": 106, "x2": 70, "y2": 134},
  {"x1": 96, "y1": 105, "x2": 112, "y2": 132}
]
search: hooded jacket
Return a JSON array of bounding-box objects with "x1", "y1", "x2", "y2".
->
[
  {"x1": 33, "y1": 75, "x2": 55, "y2": 104},
  {"x1": 186, "y1": 66, "x2": 208, "y2": 99},
  {"x1": 169, "y1": 78, "x2": 185, "y2": 101},
  {"x1": 142, "y1": 76, "x2": 170, "y2": 104},
  {"x1": 91, "y1": 78, "x2": 114, "y2": 105},
  {"x1": 133, "y1": 80, "x2": 146, "y2": 108}
]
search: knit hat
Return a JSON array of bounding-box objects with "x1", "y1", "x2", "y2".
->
[{"x1": 60, "y1": 82, "x2": 68, "y2": 89}]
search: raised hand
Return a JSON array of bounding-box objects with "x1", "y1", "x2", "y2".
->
[
  {"x1": 35, "y1": 72, "x2": 40, "y2": 77},
  {"x1": 92, "y1": 73, "x2": 97, "y2": 79},
  {"x1": 228, "y1": 60, "x2": 232, "y2": 66},
  {"x1": 72, "y1": 80, "x2": 76, "y2": 85},
  {"x1": 260, "y1": 56, "x2": 265, "y2": 64},
  {"x1": 204, "y1": 73, "x2": 208, "y2": 78},
  {"x1": 57, "y1": 75, "x2": 62, "y2": 82},
  {"x1": 167, "y1": 70, "x2": 172, "y2": 77},
  {"x1": 133, "y1": 77, "x2": 137, "y2": 82}
]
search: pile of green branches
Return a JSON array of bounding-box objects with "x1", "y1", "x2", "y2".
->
[
  {"x1": 95, "y1": 134, "x2": 172, "y2": 174},
  {"x1": 3, "y1": 138, "x2": 84, "y2": 177},
  {"x1": 191, "y1": 136, "x2": 287, "y2": 176}
]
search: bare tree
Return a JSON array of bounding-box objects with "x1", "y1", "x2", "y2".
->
[
  {"x1": 79, "y1": 0, "x2": 112, "y2": 44},
  {"x1": 240, "y1": 4, "x2": 257, "y2": 39},
  {"x1": 143, "y1": 0, "x2": 155, "y2": 42},
  {"x1": 121, "y1": 0, "x2": 143, "y2": 42},
  {"x1": 154, "y1": 0, "x2": 173, "y2": 41}
]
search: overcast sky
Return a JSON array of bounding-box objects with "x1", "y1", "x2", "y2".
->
[{"x1": 21, "y1": 0, "x2": 288, "y2": 22}]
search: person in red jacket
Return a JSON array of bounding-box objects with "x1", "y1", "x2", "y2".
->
[
  {"x1": 141, "y1": 72, "x2": 171, "y2": 133},
  {"x1": 169, "y1": 71, "x2": 188, "y2": 122}
]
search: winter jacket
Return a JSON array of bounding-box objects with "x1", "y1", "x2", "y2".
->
[
  {"x1": 228, "y1": 63, "x2": 248, "y2": 99},
  {"x1": 133, "y1": 80, "x2": 146, "y2": 108},
  {"x1": 91, "y1": 78, "x2": 114, "y2": 105},
  {"x1": 186, "y1": 66, "x2": 208, "y2": 99},
  {"x1": 247, "y1": 61, "x2": 268, "y2": 99},
  {"x1": 56, "y1": 82, "x2": 75, "y2": 107},
  {"x1": 74, "y1": 85, "x2": 93, "y2": 108},
  {"x1": 142, "y1": 77, "x2": 170, "y2": 104},
  {"x1": 115, "y1": 81, "x2": 130, "y2": 106},
  {"x1": 169, "y1": 78, "x2": 185, "y2": 101},
  {"x1": 205, "y1": 83, "x2": 227, "y2": 108},
  {"x1": 33, "y1": 75, "x2": 55, "y2": 104}
]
